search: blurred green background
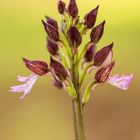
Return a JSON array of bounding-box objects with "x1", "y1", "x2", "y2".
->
[{"x1": 0, "y1": 0, "x2": 140, "y2": 140}]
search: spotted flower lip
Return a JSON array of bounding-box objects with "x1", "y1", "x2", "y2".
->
[
  {"x1": 107, "y1": 74, "x2": 133, "y2": 90},
  {"x1": 10, "y1": 74, "x2": 39, "y2": 99}
]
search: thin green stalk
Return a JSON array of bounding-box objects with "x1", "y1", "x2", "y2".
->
[{"x1": 71, "y1": 52, "x2": 86, "y2": 140}]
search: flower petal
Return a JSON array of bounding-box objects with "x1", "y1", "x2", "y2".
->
[
  {"x1": 10, "y1": 74, "x2": 39, "y2": 99},
  {"x1": 10, "y1": 84, "x2": 27, "y2": 93},
  {"x1": 17, "y1": 74, "x2": 35, "y2": 82},
  {"x1": 107, "y1": 74, "x2": 133, "y2": 90}
]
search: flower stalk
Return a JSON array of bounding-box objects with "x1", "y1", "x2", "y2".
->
[{"x1": 71, "y1": 51, "x2": 85, "y2": 140}]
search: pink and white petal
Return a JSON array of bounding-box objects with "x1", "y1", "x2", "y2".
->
[
  {"x1": 17, "y1": 75, "x2": 29, "y2": 82},
  {"x1": 10, "y1": 74, "x2": 39, "y2": 99},
  {"x1": 19, "y1": 74, "x2": 39, "y2": 99},
  {"x1": 17, "y1": 74, "x2": 36, "y2": 82},
  {"x1": 107, "y1": 74, "x2": 133, "y2": 90},
  {"x1": 9, "y1": 84, "x2": 27, "y2": 93}
]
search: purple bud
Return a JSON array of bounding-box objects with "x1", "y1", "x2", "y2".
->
[
  {"x1": 90, "y1": 21, "x2": 105, "y2": 44},
  {"x1": 94, "y1": 43, "x2": 113, "y2": 66},
  {"x1": 67, "y1": 26, "x2": 82, "y2": 47},
  {"x1": 47, "y1": 38, "x2": 59, "y2": 55},
  {"x1": 23, "y1": 58, "x2": 49, "y2": 76},
  {"x1": 42, "y1": 20, "x2": 59, "y2": 41},
  {"x1": 84, "y1": 42, "x2": 96, "y2": 62},
  {"x1": 54, "y1": 78, "x2": 63, "y2": 89},
  {"x1": 84, "y1": 5, "x2": 99, "y2": 29},
  {"x1": 50, "y1": 57, "x2": 68, "y2": 81},
  {"x1": 58, "y1": 0, "x2": 66, "y2": 14},
  {"x1": 68, "y1": 0, "x2": 78, "y2": 18},
  {"x1": 46, "y1": 16, "x2": 58, "y2": 29},
  {"x1": 95, "y1": 61, "x2": 115, "y2": 83}
]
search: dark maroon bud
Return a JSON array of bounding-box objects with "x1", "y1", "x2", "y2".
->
[
  {"x1": 94, "y1": 43, "x2": 113, "y2": 66},
  {"x1": 23, "y1": 58, "x2": 49, "y2": 76},
  {"x1": 95, "y1": 61, "x2": 115, "y2": 83},
  {"x1": 47, "y1": 37, "x2": 58, "y2": 55},
  {"x1": 84, "y1": 5, "x2": 99, "y2": 29},
  {"x1": 46, "y1": 16, "x2": 58, "y2": 29},
  {"x1": 42, "y1": 20, "x2": 59, "y2": 41},
  {"x1": 58, "y1": 0, "x2": 66, "y2": 14},
  {"x1": 68, "y1": 0, "x2": 78, "y2": 18},
  {"x1": 90, "y1": 21, "x2": 105, "y2": 44},
  {"x1": 50, "y1": 57, "x2": 68, "y2": 81},
  {"x1": 67, "y1": 26, "x2": 82, "y2": 47},
  {"x1": 54, "y1": 78, "x2": 63, "y2": 89},
  {"x1": 84, "y1": 42, "x2": 96, "y2": 62}
]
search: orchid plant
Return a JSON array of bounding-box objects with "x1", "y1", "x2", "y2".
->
[{"x1": 10, "y1": 0, "x2": 133, "y2": 140}]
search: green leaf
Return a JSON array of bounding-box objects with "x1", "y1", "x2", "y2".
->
[
  {"x1": 66, "y1": 78, "x2": 77, "y2": 98},
  {"x1": 59, "y1": 32, "x2": 72, "y2": 58},
  {"x1": 59, "y1": 51, "x2": 70, "y2": 69},
  {"x1": 64, "y1": 12, "x2": 72, "y2": 30},
  {"x1": 78, "y1": 43, "x2": 88, "y2": 62},
  {"x1": 82, "y1": 81, "x2": 97, "y2": 104},
  {"x1": 79, "y1": 62, "x2": 94, "y2": 86}
]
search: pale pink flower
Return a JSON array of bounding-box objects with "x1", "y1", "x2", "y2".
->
[
  {"x1": 10, "y1": 74, "x2": 39, "y2": 99},
  {"x1": 107, "y1": 74, "x2": 133, "y2": 90}
]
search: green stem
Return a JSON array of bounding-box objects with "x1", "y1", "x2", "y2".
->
[{"x1": 71, "y1": 53, "x2": 85, "y2": 140}]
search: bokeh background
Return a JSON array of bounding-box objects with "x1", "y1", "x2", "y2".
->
[{"x1": 0, "y1": 0, "x2": 140, "y2": 140}]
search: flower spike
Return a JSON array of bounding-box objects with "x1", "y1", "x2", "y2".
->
[{"x1": 10, "y1": 1, "x2": 133, "y2": 139}]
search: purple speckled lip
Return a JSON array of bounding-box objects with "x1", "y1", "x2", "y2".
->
[{"x1": 107, "y1": 74, "x2": 133, "y2": 90}]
